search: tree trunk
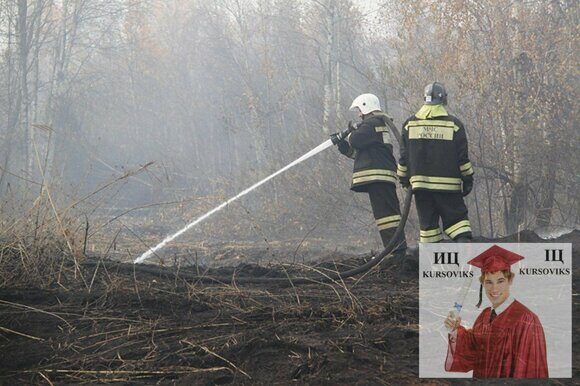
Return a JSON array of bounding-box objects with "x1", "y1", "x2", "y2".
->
[
  {"x1": 18, "y1": 0, "x2": 31, "y2": 181},
  {"x1": 0, "y1": 10, "x2": 17, "y2": 196},
  {"x1": 321, "y1": 1, "x2": 334, "y2": 134},
  {"x1": 506, "y1": 1, "x2": 530, "y2": 234}
]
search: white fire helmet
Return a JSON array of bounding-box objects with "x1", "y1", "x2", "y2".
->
[{"x1": 349, "y1": 93, "x2": 381, "y2": 115}]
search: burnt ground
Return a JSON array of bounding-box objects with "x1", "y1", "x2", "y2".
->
[{"x1": 0, "y1": 230, "x2": 578, "y2": 385}]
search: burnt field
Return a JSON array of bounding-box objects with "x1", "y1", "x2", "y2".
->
[{"x1": 1, "y1": 230, "x2": 578, "y2": 385}]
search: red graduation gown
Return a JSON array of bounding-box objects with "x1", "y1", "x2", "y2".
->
[{"x1": 445, "y1": 300, "x2": 548, "y2": 378}]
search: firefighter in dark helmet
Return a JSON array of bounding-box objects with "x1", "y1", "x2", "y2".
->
[
  {"x1": 332, "y1": 93, "x2": 408, "y2": 257},
  {"x1": 397, "y1": 82, "x2": 474, "y2": 243}
]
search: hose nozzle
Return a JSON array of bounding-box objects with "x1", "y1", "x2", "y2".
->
[{"x1": 331, "y1": 121, "x2": 357, "y2": 145}]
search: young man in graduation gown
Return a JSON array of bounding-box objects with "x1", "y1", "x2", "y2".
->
[{"x1": 444, "y1": 245, "x2": 549, "y2": 378}]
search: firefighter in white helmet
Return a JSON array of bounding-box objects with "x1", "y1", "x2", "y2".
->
[{"x1": 332, "y1": 93, "x2": 408, "y2": 259}]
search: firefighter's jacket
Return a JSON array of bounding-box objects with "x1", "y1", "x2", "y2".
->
[
  {"x1": 397, "y1": 104, "x2": 474, "y2": 192},
  {"x1": 338, "y1": 112, "x2": 397, "y2": 193}
]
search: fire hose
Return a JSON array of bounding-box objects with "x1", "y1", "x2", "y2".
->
[
  {"x1": 83, "y1": 188, "x2": 413, "y2": 286},
  {"x1": 83, "y1": 119, "x2": 413, "y2": 285}
]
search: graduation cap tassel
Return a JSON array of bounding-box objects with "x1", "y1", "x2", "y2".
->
[{"x1": 476, "y1": 284, "x2": 483, "y2": 308}]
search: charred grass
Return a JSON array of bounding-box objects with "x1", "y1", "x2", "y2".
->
[
  {"x1": 0, "y1": 230, "x2": 578, "y2": 384},
  {"x1": 0, "y1": 239, "x2": 423, "y2": 385}
]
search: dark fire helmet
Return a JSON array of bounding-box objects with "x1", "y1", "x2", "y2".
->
[{"x1": 424, "y1": 82, "x2": 448, "y2": 105}]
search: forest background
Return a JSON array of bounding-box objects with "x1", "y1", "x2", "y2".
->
[{"x1": 0, "y1": 0, "x2": 577, "y2": 263}]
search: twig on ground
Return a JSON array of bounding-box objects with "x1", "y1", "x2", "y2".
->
[
  {"x1": 24, "y1": 367, "x2": 231, "y2": 375},
  {"x1": 0, "y1": 300, "x2": 72, "y2": 327},
  {"x1": 0, "y1": 326, "x2": 44, "y2": 341},
  {"x1": 182, "y1": 340, "x2": 251, "y2": 379}
]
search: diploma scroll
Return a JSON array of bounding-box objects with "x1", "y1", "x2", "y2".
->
[{"x1": 446, "y1": 266, "x2": 473, "y2": 331}]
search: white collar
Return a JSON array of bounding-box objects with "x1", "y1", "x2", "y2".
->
[{"x1": 492, "y1": 296, "x2": 514, "y2": 316}]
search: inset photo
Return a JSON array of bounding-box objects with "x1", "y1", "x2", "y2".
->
[{"x1": 419, "y1": 243, "x2": 572, "y2": 378}]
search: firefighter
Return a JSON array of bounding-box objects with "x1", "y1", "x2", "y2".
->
[
  {"x1": 397, "y1": 82, "x2": 474, "y2": 243},
  {"x1": 332, "y1": 93, "x2": 407, "y2": 257}
]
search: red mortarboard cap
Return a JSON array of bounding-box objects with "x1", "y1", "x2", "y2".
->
[{"x1": 467, "y1": 245, "x2": 524, "y2": 274}]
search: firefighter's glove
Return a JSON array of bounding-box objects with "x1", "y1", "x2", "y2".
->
[
  {"x1": 337, "y1": 140, "x2": 351, "y2": 155},
  {"x1": 331, "y1": 128, "x2": 350, "y2": 145},
  {"x1": 399, "y1": 176, "x2": 410, "y2": 189},
  {"x1": 462, "y1": 177, "x2": 473, "y2": 197},
  {"x1": 330, "y1": 132, "x2": 344, "y2": 145}
]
